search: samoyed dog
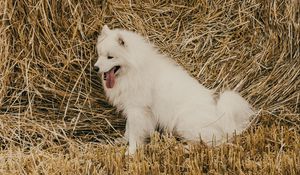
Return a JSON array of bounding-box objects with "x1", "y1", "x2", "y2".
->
[{"x1": 94, "y1": 25, "x2": 254, "y2": 154}]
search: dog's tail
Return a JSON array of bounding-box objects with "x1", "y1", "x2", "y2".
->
[{"x1": 216, "y1": 90, "x2": 255, "y2": 135}]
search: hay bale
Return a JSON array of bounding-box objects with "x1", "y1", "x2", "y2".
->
[
  {"x1": 1, "y1": 0, "x2": 299, "y2": 143},
  {"x1": 0, "y1": 0, "x2": 299, "y2": 174}
]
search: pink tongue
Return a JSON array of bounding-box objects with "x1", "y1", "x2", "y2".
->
[{"x1": 105, "y1": 67, "x2": 115, "y2": 88}]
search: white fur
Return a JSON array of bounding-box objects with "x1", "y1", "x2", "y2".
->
[{"x1": 94, "y1": 25, "x2": 254, "y2": 154}]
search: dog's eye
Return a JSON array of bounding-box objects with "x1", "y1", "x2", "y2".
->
[{"x1": 107, "y1": 56, "x2": 113, "y2": 59}]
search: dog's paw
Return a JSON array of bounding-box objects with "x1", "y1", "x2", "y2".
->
[{"x1": 125, "y1": 146, "x2": 137, "y2": 156}]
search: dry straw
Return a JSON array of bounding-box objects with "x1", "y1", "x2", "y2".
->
[{"x1": 0, "y1": 0, "x2": 299, "y2": 174}]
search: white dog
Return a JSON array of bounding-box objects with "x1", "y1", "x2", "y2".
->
[{"x1": 94, "y1": 25, "x2": 254, "y2": 154}]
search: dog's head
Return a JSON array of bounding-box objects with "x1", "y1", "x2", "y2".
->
[
  {"x1": 94, "y1": 25, "x2": 130, "y2": 89},
  {"x1": 94, "y1": 25, "x2": 153, "y2": 89}
]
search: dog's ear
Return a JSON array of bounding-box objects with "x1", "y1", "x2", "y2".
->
[
  {"x1": 117, "y1": 35, "x2": 126, "y2": 47},
  {"x1": 101, "y1": 25, "x2": 110, "y2": 35}
]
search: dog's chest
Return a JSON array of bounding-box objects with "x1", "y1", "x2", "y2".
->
[
  {"x1": 105, "y1": 85, "x2": 151, "y2": 111},
  {"x1": 105, "y1": 87, "x2": 125, "y2": 110}
]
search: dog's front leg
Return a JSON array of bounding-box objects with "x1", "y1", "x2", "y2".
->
[{"x1": 125, "y1": 108, "x2": 155, "y2": 155}]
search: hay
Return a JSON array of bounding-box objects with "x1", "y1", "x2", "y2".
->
[{"x1": 0, "y1": 0, "x2": 299, "y2": 174}]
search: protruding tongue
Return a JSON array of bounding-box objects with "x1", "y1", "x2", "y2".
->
[{"x1": 105, "y1": 67, "x2": 116, "y2": 88}]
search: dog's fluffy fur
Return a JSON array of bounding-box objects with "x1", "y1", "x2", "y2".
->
[{"x1": 94, "y1": 25, "x2": 254, "y2": 154}]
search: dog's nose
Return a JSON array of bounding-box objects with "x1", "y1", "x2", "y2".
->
[{"x1": 94, "y1": 66, "x2": 99, "y2": 72}]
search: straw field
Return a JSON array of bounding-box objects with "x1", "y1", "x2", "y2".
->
[{"x1": 0, "y1": 0, "x2": 299, "y2": 174}]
